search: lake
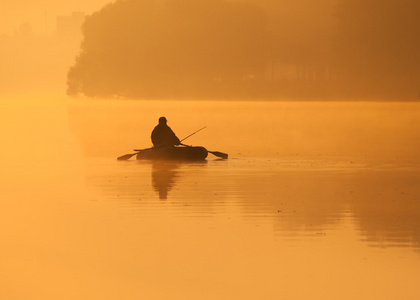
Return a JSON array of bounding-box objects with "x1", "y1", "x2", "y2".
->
[{"x1": 1, "y1": 95, "x2": 419, "y2": 300}]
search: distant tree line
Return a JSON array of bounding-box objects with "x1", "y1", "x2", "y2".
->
[
  {"x1": 332, "y1": 0, "x2": 420, "y2": 98},
  {"x1": 67, "y1": 0, "x2": 420, "y2": 100}
]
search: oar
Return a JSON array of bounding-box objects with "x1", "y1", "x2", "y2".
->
[
  {"x1": 117, "y1": 152, "x2": 138, "y2": 160},
  {"x1": 117, "y1": 147, "x2": 152, "y2": 160},
  {"x1": 181, "y1": 143, "x2": 228, "y2": 159},
  {"x1": 208, "y1": 150, "x2": 228, "y2": 159}
]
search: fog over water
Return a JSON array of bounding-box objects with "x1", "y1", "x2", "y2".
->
[{"x1": 1, "y1": 96, "x2": 420, "y2": 299}]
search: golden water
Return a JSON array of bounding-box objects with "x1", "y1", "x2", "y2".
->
[{"x1": 1, "y1": 95, "x2": 419, "y2": 299}]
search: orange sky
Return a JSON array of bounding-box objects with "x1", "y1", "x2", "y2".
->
[
  {"x1": 0, "y1": 0, "x2": 112, "y2": 35},
  {"x1": 0, "y1": 0, "x2": 336, "y2": 36}
]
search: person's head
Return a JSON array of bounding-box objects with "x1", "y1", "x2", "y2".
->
[{"x1": 158, "y1": 116, "x2": 167, "y2": 125}]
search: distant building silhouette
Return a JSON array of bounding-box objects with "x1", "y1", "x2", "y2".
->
[
  {"x1": 57, "y1": 12, "x2": 85, "y2": 36},
  {"x1": 16, "y1": 23, "x2": 34, "y2": 38}
]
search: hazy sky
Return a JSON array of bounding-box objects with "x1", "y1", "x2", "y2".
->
[
  {"x1": 0, "y1": 0, "x2": 335, "y2": 36},
  {"x1": 0, "y1": 0, "x2": 113, "y2": 35}
]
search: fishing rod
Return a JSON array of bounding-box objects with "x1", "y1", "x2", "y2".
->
[{"x1": 180, "y1": 126, "x2": 207, "y2": 142}]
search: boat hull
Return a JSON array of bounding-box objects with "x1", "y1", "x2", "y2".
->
[{"x1": 136, "y1": 146, "x2": 208, "y2": 161}]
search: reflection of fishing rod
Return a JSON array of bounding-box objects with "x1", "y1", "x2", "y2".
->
[{"x1": 180, "y1": 126, "x2": 207, "y2": 142}]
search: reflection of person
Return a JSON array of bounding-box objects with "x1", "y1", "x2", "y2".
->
[
  {"x1": 151, "y1": 117, "x2": 181, "y2": 147},
  {"x1": 152, "y1": 162, "x2": 179, "y2": 200}
]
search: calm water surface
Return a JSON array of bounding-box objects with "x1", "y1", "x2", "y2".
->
[{"x1": 1, "y1": 96, "x2": 419, "y2": 300}]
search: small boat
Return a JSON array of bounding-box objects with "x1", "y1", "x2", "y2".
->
[{"x1": 136, "y1": 145, "x2": 208, "y2": 161}]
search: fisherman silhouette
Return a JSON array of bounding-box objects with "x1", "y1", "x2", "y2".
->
[{"x1": 151, "y1": 117, "x2": 181, "y2": 147}]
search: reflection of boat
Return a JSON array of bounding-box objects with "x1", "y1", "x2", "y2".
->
[
  {"x1": 150, "y1": 160, "x2": 207, "y2": 199},
  {"x1": 136, "y1": 146, "x2": 208, "y2": 161}
]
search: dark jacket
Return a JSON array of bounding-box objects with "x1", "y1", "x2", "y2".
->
[{"x1": 151, "y1": 124, "x2": 181, "y2": 147}]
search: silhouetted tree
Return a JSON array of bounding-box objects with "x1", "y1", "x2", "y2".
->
[
  {"x1": 67, "y1": 0, "x2": 269, "y2": 98},
  {"x1": 68, "y1": 0, "x2": 419, "y2": 99},
  {"x1": 332, "y1": 0, "x2": 420, "y2": 98}
]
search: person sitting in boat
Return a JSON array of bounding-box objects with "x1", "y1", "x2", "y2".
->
[{"x1": 151, "y1": 117, "x2": 181, "y2": 147}]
